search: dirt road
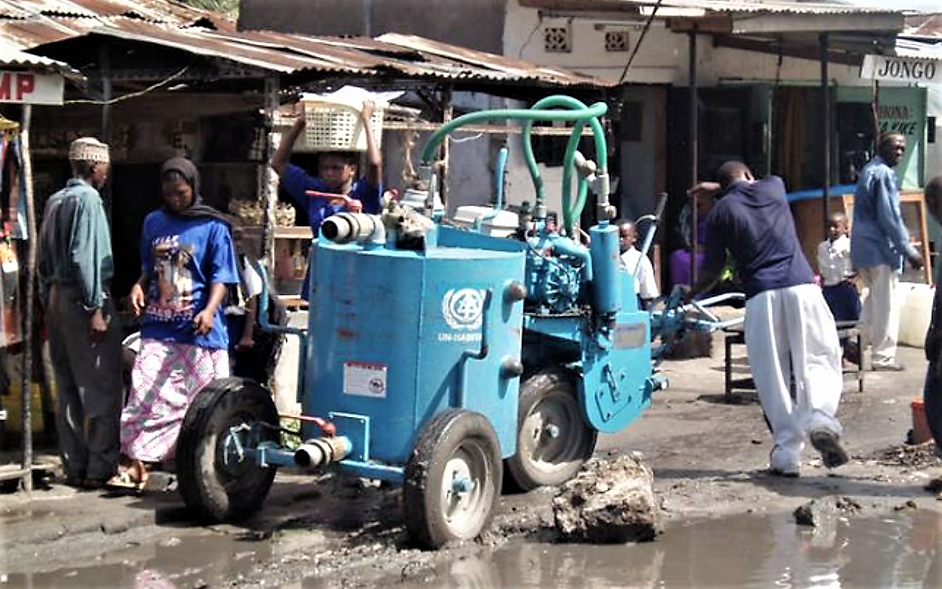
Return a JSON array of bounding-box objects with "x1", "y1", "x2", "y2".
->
[{"x1": 1, "y1": 339, "x2": 938, "y2": 588}]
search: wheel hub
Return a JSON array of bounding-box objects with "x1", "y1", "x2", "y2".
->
[{"x1": 440, "y1": 445, "x2": 487, "y2": 536}]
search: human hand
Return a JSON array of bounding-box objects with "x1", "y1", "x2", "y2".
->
[
  {"x1": 361, "y1": 100, "x2": 375, "y2": 122},
  {"x1": 192, "y1": 309, "x2": 214, "y2": 336},
  {"x1": 908, "y1": 250, "x2": 925, "y2": 271},
  {"x1": 293, "y1": 102, "x2": 307, "y2": 130},
  {"x1": 89, "y1": 309, "x2": 108, "y2": 344},
  {"x1": 129, "y1": 283, "x2": 146, "y2": 316},
  {"x1": 687, "y1": 181, "x2": 721, "y2": 200},
  {"x1": 236, "y1": 336, "x2": 255, "y2": 352}
]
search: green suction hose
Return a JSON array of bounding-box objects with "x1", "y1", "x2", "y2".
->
[{"x1": 419, "y1": 97, "x2": 608, "y2": 236}]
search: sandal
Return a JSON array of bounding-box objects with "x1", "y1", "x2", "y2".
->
[
  {"x1": 107, "y1": 461, "x2": 149, "y2": 491},
  {"x1": 106, "y1": 470, "x2": 145, "y2": 491}
]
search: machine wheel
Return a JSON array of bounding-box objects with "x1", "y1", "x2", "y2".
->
[
  {"x1": 506, "y1": 368, "x2": 597, "y2": 491},
  {"x1": 177, "y1": 377, "x2": 279, "y2": 522},
  {"x1": 403, "y1": 409, "x2": 502, "y2": 549}
]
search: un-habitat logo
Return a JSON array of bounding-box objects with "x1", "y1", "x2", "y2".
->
[{"x1": 441, "y1": 288, "x2": 486, "y2": 331}]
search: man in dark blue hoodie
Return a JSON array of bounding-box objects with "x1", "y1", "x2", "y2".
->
[{"x1": 688, "y1": 161, "x2": 847, "y2": 477}]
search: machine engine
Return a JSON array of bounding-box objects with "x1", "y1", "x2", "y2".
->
[{"x1": 523, "y1": 243, "x2": 585, "y2": 314}]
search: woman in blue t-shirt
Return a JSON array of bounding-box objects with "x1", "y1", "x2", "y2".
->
[{"x1": 112, "y1": 157, "x2": 238, "y2": 489}]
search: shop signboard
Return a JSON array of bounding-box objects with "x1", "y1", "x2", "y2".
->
[
  {"x1": 861, "y1": 55, "x2": 940, "y2": 85},
  {"x1": 0, "y1": 70, "x2": 64, "y2": 105}
]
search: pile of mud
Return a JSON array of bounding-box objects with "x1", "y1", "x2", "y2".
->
[{"x1": 870, "y1": 442, "x2": 942, "y2": 469}]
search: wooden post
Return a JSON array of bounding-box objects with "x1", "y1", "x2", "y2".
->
[
  {"x1": 689, "y1": 26, "x2": 699, "y2": 286},
  {"x1": 100, "y1": 45, "x2": 113, "y2": 222},
  {"x1": 20, "y1": 104, "x2": 36, "y2": 492},
  {"x1": 821, "y1": 32, "x2": 831, "y2": 239},
  {"x1": 262, "y1": 75, "x2": 279, "y2": 273}
]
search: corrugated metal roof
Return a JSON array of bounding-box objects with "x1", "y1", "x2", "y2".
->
[
  {"x1": 0, "y1": 0, "x2": 614, "y2": 88},
  {"x1": 0, "y1": 0, "x2": 225, "y2": 25},
  {"x1": 905, "y1": 13, "x2": 942, "y2": 38},
  {"x1": 527, "y1": 0, "x2": 899, "y2": 15},
  {"x1": 652, "y1": 0, "x2": 894, "y2": 14},
  {"x1": 0, "y1": 43, "x2": 81, "y2": 78}
]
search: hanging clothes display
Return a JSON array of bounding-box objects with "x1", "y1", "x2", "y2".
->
[{"x1": 0, "y1": 126, "x2": 26, "y2": 348}]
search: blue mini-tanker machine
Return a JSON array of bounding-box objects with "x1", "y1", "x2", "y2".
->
[{"x1": 175, "y1": 96, "x2": 737, "y2": 548}]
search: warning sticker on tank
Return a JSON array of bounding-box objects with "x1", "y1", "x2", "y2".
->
[{"x1": 343, "y1": 361, "x2": 388, "y2": 398}]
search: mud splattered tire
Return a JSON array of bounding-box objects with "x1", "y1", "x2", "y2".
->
[
  {"x1": 506, "y1": 368, "x2": 597, "y2": 491},
  {"x1": 403, "y1": 409, "x2": 502, "y2": 549},
  {"x1": 177, "y1": 377, "x2": 279, "y2": 522}
]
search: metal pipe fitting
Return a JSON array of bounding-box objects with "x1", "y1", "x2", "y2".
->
[
  {"x1": 320, "y1": 213, "x2": 385, "y2": 245},
  {"x1": 294, "y1": 436, "x2": 352, "y2": 470}
]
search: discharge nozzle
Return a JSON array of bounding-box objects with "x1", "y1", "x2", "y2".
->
[{"x1": 321, "y1": 213, "x2": 385, "y2": 245}]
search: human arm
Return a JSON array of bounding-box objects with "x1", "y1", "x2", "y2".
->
[
  {"x1": 272, "y1": 104, "x2": 306, "y2": 177},
  {"x1": 69, "y1": 195, "x2": 111, "y2": 314},
  {"x1": 194, "y1": 222, "x2": 240, "y2": 336},
  {"x1": 193, "y1": 282, "x2": 228, "y2": 336},
  {"x1": 361, "y1": 100, "x2": 382, "y2": 189},
  {"x1": 872, "y1": 170, "x2": 922, "y2": 269},
  {"x1": 237, "y1": 297, "x2": 258, "y2": 350},
  {"x1": 68, "y1": 194, "x2": 113, "y2": 341},
  {"x1": 687, "y1": 213, "x2": 725, "y2": 299},
  {"x1": 129, "y1": 273, "x2": 149, "y2": 316}
]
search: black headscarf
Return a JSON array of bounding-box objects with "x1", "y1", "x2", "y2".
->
[{"x1": 160, "y1": 157, "x2": 235, "y2": 226}]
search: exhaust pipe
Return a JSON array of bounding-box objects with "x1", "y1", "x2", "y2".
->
[{"x1": 294, "y1": 436, "x2": 353, "y2": 469}]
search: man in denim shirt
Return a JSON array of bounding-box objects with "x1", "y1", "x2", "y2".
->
[{"x1": 851, "y1": 132, "x2": 923, "y2": 371}]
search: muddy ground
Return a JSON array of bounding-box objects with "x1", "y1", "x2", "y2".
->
[{"x1": 2, "y1": 335, "x2": 940, "y2": 588}]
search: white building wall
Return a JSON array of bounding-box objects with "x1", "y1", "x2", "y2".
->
[
  {"x1": 504, "y1": 3, "x2": 685, "y2": 84},
  {"x1": 504, "y1": 0, "x2": 904, "y2": 90}
]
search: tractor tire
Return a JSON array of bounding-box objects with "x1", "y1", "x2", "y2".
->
[
  {"x1": 177, "y1": 377, "x2": 279, "y2": 522},
  {"x1": 403, "y1": 409, "x2": 502, "y2": 549},
  {"x1": 506, "y1": 368, "x2": 597, "y2": 491}
]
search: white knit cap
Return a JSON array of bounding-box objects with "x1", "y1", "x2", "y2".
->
[{"x1": 68, "y1": 137, "x2": 110, "y2": 163}]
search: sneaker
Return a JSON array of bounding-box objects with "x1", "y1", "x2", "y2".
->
[
  {"x1": 809, "y1": 429, "x2": 849, "y2": 468},
  {"x1": 768, "y1": 465, "x2": 800, "y2": 478},
  {"x1": 769, "y1": 445, "x2": 800, "y2": 477},
  {"x1": 873, "y1": 363, "x2": 904, "y2": 372}
]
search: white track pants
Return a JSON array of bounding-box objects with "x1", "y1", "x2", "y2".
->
[
  {"x1": 744, "y1": 284, "x2": 843, "y2": 464},
  {"x1": 858, "y1": 264, "x2": 900, "y2": 368}
]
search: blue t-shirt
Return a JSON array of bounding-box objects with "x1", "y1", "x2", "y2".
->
[
  {"x1": 704, "y1": 176, "x2": 814, "y2": 299},
  {"x1": 139, "y1": 210, "x2": 239, "y2": 349},
  {"x1": 281, "y1": 163, "x2": 381, "y2": 232}
]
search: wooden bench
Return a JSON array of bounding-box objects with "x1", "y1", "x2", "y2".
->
[{"x1": 723, "y1": 320, "x2": 864, "y2": 403}]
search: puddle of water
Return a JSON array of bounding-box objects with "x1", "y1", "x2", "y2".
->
[
  {"x1": 342, "y1": 510, "x2": 942, "y2": 589},
  {"x1": 6, "y1": 509, "x2": 942, "y2": 588},
  {"x1": 1, "y1": 533, "x2": 270, "y2": 589}
]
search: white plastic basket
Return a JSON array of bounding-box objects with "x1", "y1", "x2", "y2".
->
[{"x1": 300, "y1": 98, "x2": 384, "y2": 153}]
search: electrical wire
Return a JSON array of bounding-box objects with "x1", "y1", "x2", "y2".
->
[
  {"x1": 517, "y1": 13, "x2": 544, "y2": 59},
  {"x1": 65, "y1": 66, "x2": 190, "y2": 105},
  {"x1": 617, "y1": 0, "x2": 665, "y2": 85}
]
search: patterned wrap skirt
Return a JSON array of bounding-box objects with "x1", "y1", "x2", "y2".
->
[{"x1": 121, "y1": 339, "x2": 229, "y2": 463}]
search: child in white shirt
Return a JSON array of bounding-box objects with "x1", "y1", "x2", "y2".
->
[
  {"x1": 618, "y1": 220, "x2": 659, "y2": 308},
  {"x1": 817, "y1": 212, "x2": 860, "y2": 323}
]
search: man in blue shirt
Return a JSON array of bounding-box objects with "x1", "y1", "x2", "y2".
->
[
  {"x1": 272, "y1": 100, "x2": 382, "y2": 231},
  {"x1": 851, "y1": 132, "x2": 923, "y2": 371},
  {"x1": 688, "y1": 162, "x2": 847, "y2": 477}
]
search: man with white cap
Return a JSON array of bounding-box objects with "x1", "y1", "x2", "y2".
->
[{"x1": 38, "y1": 137, "x2": 123, "y2": 489}]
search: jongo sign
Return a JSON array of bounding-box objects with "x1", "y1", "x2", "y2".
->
[{"x1": 861, "y1": 55, "x2": 939, "y2": 85}]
